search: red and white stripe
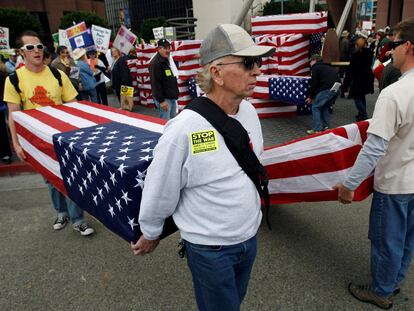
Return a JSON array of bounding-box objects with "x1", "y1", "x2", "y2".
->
[
  {"x1": 14, "y1": 103, "x2": 373, "y2": 204},
  {"x1": 248, "y1": 98, "x2": 296, "y2": 118},
  {"x1": 251, "y1": 11, "x2": 328, "y2": 35},
  {"x1": 262, "y1": 121, "x2": 373, "y2": 204},
  {"x1": 13, "y1": 102, "x2": 165, "y2": 195}
]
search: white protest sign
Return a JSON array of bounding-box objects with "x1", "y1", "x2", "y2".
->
[
  {"x1": 113, "y1": 25, "x2": 137, "y2": 55},
  {"x1": 362, "y1": 21, "x2": 373, "y2": 30},
  {"x1": 91, "y1": 25, "x2": 111, "y2": 53},
  {"x1": 0, "y1": 27, "x2": 10, "y2": 50},
  {"x1": 152, "y1": 27, "x2": 164, "y2": 40},
  {"x1": 59, "y1": 29, "x2": 72, "y2": 51}
]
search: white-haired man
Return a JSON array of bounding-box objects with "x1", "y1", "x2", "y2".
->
[{"x1": 131, "y1": 24, "x2": 274, "y2": 310}]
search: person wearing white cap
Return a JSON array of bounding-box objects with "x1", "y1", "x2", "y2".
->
[
  {"x1": 5, "y1": 50, "x2": 17, "y2": 74},
  {"x1": 131, "y1": 24, "x2": 275, "y2": 310}
]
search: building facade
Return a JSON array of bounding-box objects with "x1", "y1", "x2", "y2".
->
[
  {"x1": 0, "y1": 0, "x2": 106, "y2": 34},
  {"x1": 128, "y1": 0, "x2": 193, "y2": 34},
  {"x1": 104, "y1": 0, "x2": 129, "y2": 34},
  {"x1": 375, "y1": 0, "x2": 414, "y2": 29}
]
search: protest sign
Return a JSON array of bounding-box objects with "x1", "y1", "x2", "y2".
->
[
  {"x1": 0, "y1": 27, "x2": 10, "y2": 50},
  {"x1": 152, "y1": 27, "x2": 164, "y2": 40},
  {"x1": 362, "y1": 21, "x2": 373, "y2": 30},
  {"x1": 66, "y1": 22, "x2": 94, "y2": 50},
  {"x1": 164, "y1": 27, "x2": 175, "y2": 41},
  {"x1": 113, "y1": 25, "x2": 137, "y2": 55},
  {"x1": 91, "y1": 25, "x2": 111, "y2": 53},
  {"x1": 59, "y1": 29, "x2": 72, "y2": 51}
]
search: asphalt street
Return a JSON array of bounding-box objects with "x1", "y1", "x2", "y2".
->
[{"x1": 1, "y1": 91, "x2": 413, "y2": 311}]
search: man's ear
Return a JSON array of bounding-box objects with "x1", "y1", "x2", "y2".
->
[{"x1": 210, "y1": 65, "x2": 224, "y2": 86}]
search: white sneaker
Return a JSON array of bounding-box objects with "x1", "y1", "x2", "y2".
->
[
  {"x1": 53, "y1": 216, "x2": 69, "y2": 230},
  {"x1": 73, "y1": 223, "x2": 95, "y2": 236}
]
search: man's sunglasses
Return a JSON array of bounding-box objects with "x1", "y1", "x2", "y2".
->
[
  {"x1": 217, "y1": 57, "x2": 262, "y2": 70},
  {"x1": 21, "y1": 43, "x2": 45, "y2": 51},
  {"x1": 390, "y1": 40, "x2": 410, "y2": 49}
]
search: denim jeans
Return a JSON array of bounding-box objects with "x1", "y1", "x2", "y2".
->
[
  {"x1": 46, "y1": 181, "x2": 84, "y2": 226},
  {"x1": 354, "y1": 96, "x2": 368, "y2": 120},
  {"x1": 154, "y1": 98, "x2": 177, "y2": 120},
  {"x1": 79, "y1": 88, "x2": 98, "y2": 104},
  {"x1": 184, "y1": 236, "x2": 257, "y2": 311},
  {"x1": 311, "y1": 89, "x2": 339, "y2": 131},
  {"x1": 369, "y1": 190, "x2": 414, "y2": 297}
]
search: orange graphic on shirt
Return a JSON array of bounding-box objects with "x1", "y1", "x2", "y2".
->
[{"x1": 29, "y1": 86, "x2": 56, "y2": 106}]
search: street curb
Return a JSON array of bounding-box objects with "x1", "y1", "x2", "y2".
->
[{"x1": 0, "y1": 161, "x2": 37, "y2": 177}]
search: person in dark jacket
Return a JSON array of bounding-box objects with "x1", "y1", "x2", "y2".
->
[
  {"x1": 110, "y1": 47, "x2": 132, "y2": 100},
  {"x1": 149, "y1": 39, "x2": 179, "y2": 120},
  {"x1": 379, "y1": 60, "x2": 401, "y2": 92},
  {"x1": 0, "y1": 59, "x2": 12, "y2": 164},
  {"x1": 347, "y1": 37, "x2": 374, "y2": 121},
  {"x1": 305, "y1": 54, "x2": 341, "y2": 134}
]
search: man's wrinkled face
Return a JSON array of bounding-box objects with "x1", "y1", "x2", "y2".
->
[{"x1": 213, "y1": 55, "x2": 261, "y2": 99}]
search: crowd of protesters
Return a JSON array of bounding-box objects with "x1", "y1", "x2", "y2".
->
[{"x1": 0, "y1": 38, "x2": 138, "y2": 165}]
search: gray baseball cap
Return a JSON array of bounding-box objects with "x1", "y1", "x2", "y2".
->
[{"x1": 199, "y1": 24, "x2": 275, "y2": 66}]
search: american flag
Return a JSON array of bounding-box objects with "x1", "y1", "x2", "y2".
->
[
  {"x1": 263, "y1": 120, "x2": 373, "y2": 203},
  {"x1": 269, "y1": 76, "x2": 310, "y2": 105},
  {"x1": 251, "y1": 11, "x2": 328, "y2": 36},
  {"x1": 53, "y1": 122, "x2": 160, "y2": 242},
  {"x1": 13, "y1": 103, "x2": 373, "y2": 241}
]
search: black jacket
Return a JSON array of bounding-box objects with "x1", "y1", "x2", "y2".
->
[
  {"x1": 347, "y1": 48, "x2": 374, "y2": 97},
  {"x1": 111, "y1": 55, "x2": 132, "y2": 96},
  {"x1": 309, "y1": 62, "x2": 340, "y2": 99},
  {"x1": 149, "y1": 52, "x2": 179, "y2": 102}
]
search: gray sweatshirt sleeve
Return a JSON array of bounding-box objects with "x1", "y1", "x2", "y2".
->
[
  {"x1": 343, "y1": 133, "x2": 389, "y2": 190},
  {"x1": 138, "y1": 125, "x2": 187, "y2": 240}
]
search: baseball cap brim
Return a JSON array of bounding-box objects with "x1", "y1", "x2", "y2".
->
[{"x1": 232, "y1": 45, "x2": 275, "y2": 58}]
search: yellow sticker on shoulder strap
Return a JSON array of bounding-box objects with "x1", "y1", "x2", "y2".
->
[
  {"x1": 190, "y1": 130, "x2": 219, "y2": 155},
  {"x1": 165, "y1": 69, "x2": 172, "y2": 76}
]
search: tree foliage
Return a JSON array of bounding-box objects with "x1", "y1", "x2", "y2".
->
[
  {"x1": 140, "y1": 17, "x2": 168, "y2": 43},
  {"x1": 0, "y1": 8, "x2": 44, "y2": 47},
  {"x1": 263, "y1": 0, "x2": 327, "y2": 15},
  {"x1": 60, "y1": 11, "x2": 108, "y2": 29}
]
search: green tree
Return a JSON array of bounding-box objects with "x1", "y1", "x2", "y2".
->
[
  {"x1": 60, "y1": 11, "x2": 108, "y2": 29},
  {"x1": 263, "y1": 0, "x2": 327, "y2": 15},
  {"x1": 0, "y1": 8, "x2": 44, "y2": 47},
  {"x1": 140, "y1": 17, "x2": 168, "y2": 43}
]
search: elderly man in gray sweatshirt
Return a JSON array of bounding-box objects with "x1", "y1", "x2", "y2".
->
[{"x1": 131, "y1": 24, "x2": 274, "y2": 311}]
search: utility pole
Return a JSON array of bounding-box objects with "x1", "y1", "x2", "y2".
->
[{"x1": 309, "y1": 0, "x2": 316, "y2": 12}]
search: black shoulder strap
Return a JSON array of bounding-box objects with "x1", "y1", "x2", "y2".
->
[
  {"x1": 185, "y1": 96, "x2": 271, "y2": 228},
  {"x1": 49, "y1": 66, "x2": 62, "y2": 87},
  {"x1": 9, "y1": 72, "x2": 21, "y2": 94}
]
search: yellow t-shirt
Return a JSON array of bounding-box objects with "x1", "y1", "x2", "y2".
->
[{"x1": 3, "y1": 66, "x2": 78, "y2": 110}]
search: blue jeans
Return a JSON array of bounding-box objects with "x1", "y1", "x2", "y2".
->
[
  {"x1": 46, "y1": 182, "x2": 84, "y2": 226},
  {"x1": 79, "y1": 88, "x2": 98, "y2": 103},
  {"x1": 354, "y1": 96, "x2": 368, "y2": 120},
  {"x1": 369, "y1": 191, "x2": 414, "y2": 297},
  {"x1": 311, "y1": 89, "x2": 339, "y2": 131},
  {"x1": 184, "y1": 236, "x2": 257, "y2": 311},
  {"x1": 154, "y1": 98, "x2": 177, "y2": 120}
]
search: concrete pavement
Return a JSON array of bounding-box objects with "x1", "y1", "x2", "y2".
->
[{"x1": 1, "y1": 93, "x2": 413, "y2": 311}]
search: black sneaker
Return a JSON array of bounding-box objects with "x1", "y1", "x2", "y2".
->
[
  {"x1": 53, "y1": 216, "x2": 69, "y2": 230},
  {"x1": 73, "y1": 223, "x2": 95, "y2": 236}
]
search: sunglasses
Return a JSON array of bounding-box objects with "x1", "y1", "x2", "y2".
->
[
  {"x1": 21, "y1": 43, "x2": 45, "y2": 51},
  {"x1": 217, "y1": 57, "x2": 262, "y2": 71},
  {"x1": 390, "y1": 40, "x2": 409, "y2": 49}
]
